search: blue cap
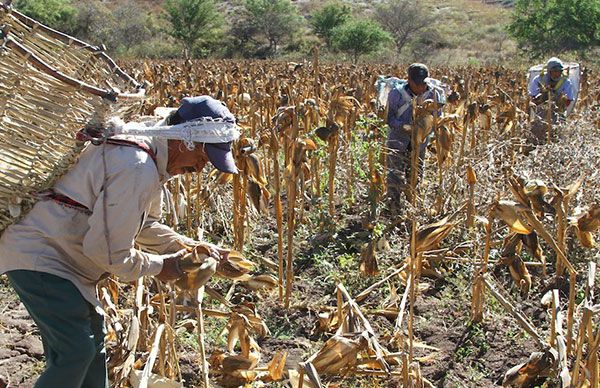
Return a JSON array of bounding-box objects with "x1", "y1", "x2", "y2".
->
[
  {"x1": 408, "y1": 63, "x2": 429, "y2": 84},
  {"x1": 177, "y1": 96, "x2": 238, "y2": 174},
  {"x1": 547, "y1": 57, "x2": 564, "y2": 71}
]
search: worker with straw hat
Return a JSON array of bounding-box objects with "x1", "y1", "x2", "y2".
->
[{"x1": 0, "y1": 96, "x2": 237, "y2": 387}]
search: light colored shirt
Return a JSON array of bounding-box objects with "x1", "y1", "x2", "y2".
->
[
  {"x1": 529, "y1": 74, "x2": 574, "y2": 101},
  {"x1": 0, "y1": 135, "x2": 193, "y2": 307}
]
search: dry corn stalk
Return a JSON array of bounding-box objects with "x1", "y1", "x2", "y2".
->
[
  {"x1": 268, "y1": 126, "x2": 285, "y2": 301},
  {"x1": 483, "y1": 275, "x2": 546, "y2": 347},
  {"x1": 471, "y1": 214, "x2": 492, "y2": 323},
  {"x1": 466, "y1": 165, "x2": 477, "y2": 229},
  {"x1": 551, "y1": 175, "x2": 585, "y2": 276}
]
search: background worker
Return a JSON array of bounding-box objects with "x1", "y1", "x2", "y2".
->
[
  {"x1": 527, "y1": 57, "x2": 575, "y2": 144},
  {"x1": 386, "y1": 63, "x2": 445, "y2": 204},
  {"x1": 0, "y1": 96, "x2": 237, "y2": 388},
  {"x1": 529, "y1": 57, "x2": 574, "y2": 110}
]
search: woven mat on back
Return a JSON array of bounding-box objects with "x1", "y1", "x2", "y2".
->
[{"x1": 0, "y1": 3, "x2": 146, "y2": 234}]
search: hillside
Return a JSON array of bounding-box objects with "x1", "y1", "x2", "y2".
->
[
  {"x1": 106, "y1": 0, "x2": 513, "y2": 15},
  {"x1": 9, "y1": 0, "x2": 522, "y2": 64},
  {"x1": 94, "y1": 0, "x2": 517, "y2": 65}
]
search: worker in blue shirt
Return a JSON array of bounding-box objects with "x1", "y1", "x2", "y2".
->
[
  {"x1": 529, "y1": 57, "x2": 574, "y2": 109},
  {"x1": 386, "y1": 63, "x2": 444, "y2": 203},
  {"x1": 527, "y1": 57, "x2": 575, "y2": 145}
]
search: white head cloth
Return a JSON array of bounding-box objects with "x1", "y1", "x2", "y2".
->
[{"x1": 108, "y1": 116, "x2": 240, "y2": 150}]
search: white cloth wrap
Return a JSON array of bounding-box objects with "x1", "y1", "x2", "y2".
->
[{"x1": 108, "y1": 117, "x2": 240, "y2": 149}]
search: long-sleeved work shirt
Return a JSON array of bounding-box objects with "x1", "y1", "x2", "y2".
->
[
  {"x1": 387, "y1": 82, "x2": 444, "y2": 152},
  {"x1": 0, "y1": 134, "x2": 193, "y2": 307},
  {"x1": 529, "y1": 74, "x2": 574, "y2": 101}
]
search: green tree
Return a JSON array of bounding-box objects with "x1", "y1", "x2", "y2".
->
[
  {"x1": 332, "y1": 19, "x2": 390, "y2": 63},
  {"x1": 311, "y1": 2, "x2": 351, "y2": 47},
  {"x1": 243, "y1": 0, "x2": 303, "y2": 56},
  {"x1": 13, "y1": 0, "x2": 76, "y2": 32},
  {"x1": 508, "y1": 0, "x2": 600, "y2": 57},
  {"x1": 164, "y1": 0, "x2": 223, "y2": 58}
]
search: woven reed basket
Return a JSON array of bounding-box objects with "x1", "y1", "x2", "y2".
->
[{"x1": 0, "y1": 2, "x2": 146, "y2": 234}]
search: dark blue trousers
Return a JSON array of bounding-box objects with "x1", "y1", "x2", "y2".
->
[{"x1": 6, "y1": 270, "x2": 108, "y2": 388}]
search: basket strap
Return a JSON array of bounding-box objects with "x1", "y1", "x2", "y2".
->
[
  {"x1": 76, "y1": 130, "x2": 158, "y2": 167},
  {"x1": 35, "y1": 189, "x2": 92, "y2": 215},
  {"x1": 34, "y1": 138, "x2": 157, "y2": 215},
  {"x1": 105, "y1": 138, "x2": 157, "y2": 167}
]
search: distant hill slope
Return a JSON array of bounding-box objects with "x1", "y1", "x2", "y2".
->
[
  {"x1": 110, "y1": 0, "x2": 514, "y2": 14},
  {"x1": 48, "y1": 0, "x2": 518, "y2": 64}
]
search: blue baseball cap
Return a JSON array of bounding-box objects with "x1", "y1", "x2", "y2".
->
[
  {"x1": 176, "y1": 96, "x2": 238, "y2": 174},
  {"x1": 408, "y1": 63, "x2": 429, "y2": 85},
  {"x1": 547, "y1": 57, "x2": 564, "y2": 71}
]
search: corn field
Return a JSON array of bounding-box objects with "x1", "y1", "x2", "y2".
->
[{"x1": 91, "y1": 58, "x2": 600, "y2": 387}]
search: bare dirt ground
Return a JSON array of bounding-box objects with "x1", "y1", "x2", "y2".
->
[{"x1": 0, "y1": 278, "x2": 43, "y2": 387}]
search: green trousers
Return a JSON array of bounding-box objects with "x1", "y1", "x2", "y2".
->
[{"x1": 7, "y1": 270, "x2": 108, "y2": 388}]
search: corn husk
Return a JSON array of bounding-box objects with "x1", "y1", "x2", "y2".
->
[
  {"x1": 524, "y1": 179, "x2": 553, "y2": 215},
  {"x1": 129, "y1": 370, "x2": 183, "y2": 388},
  {"x1": 216, "y1": 251, "x2": 256, "y2": 279},
  {"x1": 175, "y1": 246, "x2": 215, "y2": 290},
  {"x1": 520, "y1": 231, "x2": 546, "y2": 265},
  {"x1": 311, "y1": 333, "x2": 371, "y2": 375},
  {"x1": 222, "y1": 354, "x2": 259, "y2": 374},
  {"x1": 570, "y1": 205, "x2": 600, "y2": 248},
  {"x1": 466, "y1": 165, "x2": 477, "y2": 185},
  {"x1": 240, "y1": 274, "x2": 278, "y2": 292},
  {"x1": 416, "y1": 216, "x2": 457, "y2": 252},
  {"x1": 266, "y1": 351, "x2": 287, "y2": 382},
  {"x1": 493, "y1": 200, "x2": 533, "y2": 234},
  {"x1": 503, "y1": 349, "x2": 557, "y2": 387},
  {"x1": 359, "y1": 240, "x2": 379, "y2": 276}
]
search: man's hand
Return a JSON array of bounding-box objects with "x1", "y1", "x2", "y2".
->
[
  {"x1": 195, "y1": 242, "x2": 230, "y2": 263},
  {"x1": 156, "y1": 249, "x2": 186, "y2": 282}
]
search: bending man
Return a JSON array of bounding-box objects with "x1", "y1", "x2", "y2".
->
[{"x1": 0, "y1": 96, "x2": 237, "y2": 387}]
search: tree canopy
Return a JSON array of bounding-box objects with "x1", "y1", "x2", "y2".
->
[
  {"x1": 332, "y1": 19, "x2": 390, "y2": 63},
  {"x1": 311, "y1": 2, "x2": 351, "y2": 47},
  {"x1": 507, "y1": 0, "x2": 600, "y2": 57},
  {"x1": 241, "y1": 0, "x2": 303, "y2": 56},
  {"x1": 374, "y1": 0, "x2": 434, "y2": 55},
  {"x1": 13, "y1": 0, "x2": 76, "y2": 32},
  {"x1": 164, "y1": 0, "x2": 223, "y2": 58}
]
